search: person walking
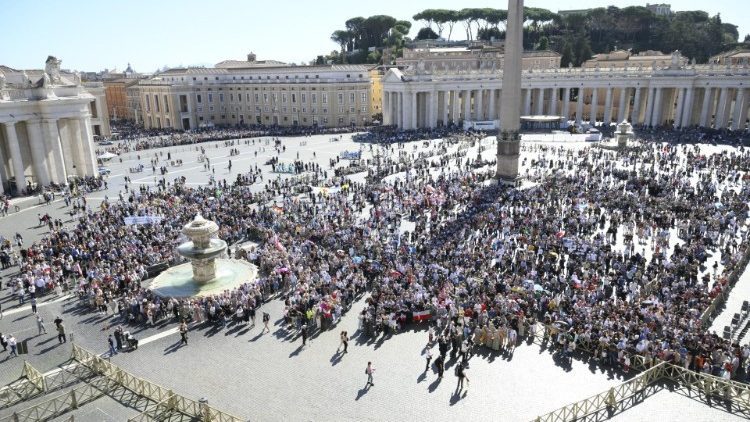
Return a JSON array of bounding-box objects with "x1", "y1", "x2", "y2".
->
[
  {"x1": 423, "y1": 346, "x2": 433, "y2": 372},
  {"x1": 30, "y1": 297, "x2": 37, "y2": 314},
  {"x1": 455, "y1": 362, "x2": 469, "y2": 391},
  {"x1": 179, "y1": 321, "x2": 189, "y2": 345},
  {"x1": 365, "y1": 361, "x2": 375, "y2": 387},
  {"x1": 57, "y1": 323, "x2": 66, "y2": 344},
  {"x1": 114, "y1": 326, "x2": 123, "y2": 350},
  {"x1": 342, "y1": 330, "x2": 349, "y2": 354},
  {"x1": 262, "y1": 312, "x2": 270, "y2": 333},
  {"x1": 435, "y1": 354, "x2": 445, "y2": 379},
  {"x1": 301, "y1": 323, "x2": 308, "y2": 346},
  {"x1": 8, "y1": 335, "x2": 17, "y2": 357},
  {"x1": 36, "y1": 315, "x2": 47, "y2": 335},
  {"x1": 107, "y1": 335, "x2": 117, "y2": 357}
]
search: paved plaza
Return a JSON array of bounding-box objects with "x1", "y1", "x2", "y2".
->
[{"x1": 0, "y1": 133, "x2": 748, "y2": 421}]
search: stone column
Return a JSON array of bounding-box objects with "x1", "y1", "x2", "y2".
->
[
  {"x1": 383, "y1": 92, "x2": 390, "y2": 125},
  {"x1": 26, "y1": 120, "x2": 51, "y2": 186},
  {"x1": 589, "y1": 88, "x2": 598, "y2": 125},
  {"x1": 643, "y1": 88, "x2": 655, "y2": 126},
  {"x1": 488, "y1": 89, "x2": 496, "y2": 121},
  {"x1": 673, "y1": 88, "x2": 685, "y2": 128},
  {"x1": 630, "y1": 87, "x2": 643, "y2": 125},
  {"x1": 41, "y1": 119, "x2": 67, "y2": 184},
  {"x1": 550, "y1": 88, "x2": 558, "y2": 116},
  {"x1": 535, "y1": 88, "x2": 544, "y2": 115},
  {"x1": 411, "y1": 91, "x2": 418, "y2": 129},
  {"x1": 562, "y1": 87, "x2": 571, "y2": 122},
  {"x1": 496, "y1": 0, "x2": 523, "y2": 182},
  {"x1": 475, "y1": 89, "x2": 484, "y2": 120},
  {"x1": 617, "y1": 88, "x2": 628, "y2": 122},
  {"x1": 58, "y1": 119, "x2": 77, "y2": 176},
  {"x1": 463, "y1": 90, "x2": 471, "y2": 122},
  {"x1": 402, "y1": 92, "x2": 411, "y2": 129},
  {"x1": 0, "y1": 134, "x2": 7, "y2": 194},
  {"x1": 3, "y1": 122, "x2": 26, "y2": 194},
  {"x1": 732, "y1": 88, "x2": 747, "y2": 131},
  {"x1": 396, "y1": 92, "x2": 403, "y2": 128},
  {"x1": 700, "y1": 87, "x2": 713, "y2": 127},
  {"x1": 576, "y1": 88, "x2": 584, "y2": 124},
  {"x1": 426, "y1": 91, "x2": 432, "y2": 128},
  {"x1": 452, "y1": 91, "x2": 460, "y2": 124},
  {"x1": 68, "y1": 118, "x2": 86, "y2": 177},
  {"x1": 78, "y1": 117, "x2": 97, "y2": 176},
  {"x1": 715, "y1": 87, "x2": 729, "y2": 128},
  {"x1": 603, "y1": 88, "x2": 613, "y2": 124},
  {"x1": 651, "y1": 88, "x2": 664, "y2": 126},
  {"x1": 523, "y1": 89, "x2": 532, "y2": 115}
]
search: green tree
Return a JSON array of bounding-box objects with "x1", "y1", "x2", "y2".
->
[
  {"x1": 560, "y1": 41, "x2": 575, "y2": 67},
  {"x1": 416, "y1": 27, "x2": 439, "y2": 40},
  {"x1": 537, "y1": 36, "x2": 550, "y2": 51},
  {"x1": 573, "y1": 35, "x2": 592, "y2": 66},
  {"x1": 330, "y1": 30, "x2": 352, "y2": 63}
]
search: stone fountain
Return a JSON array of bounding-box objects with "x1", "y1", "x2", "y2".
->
[
  {"x1": 150, "y1": 214, "x2": 257, "y2": 297},
  {"x1": 615, "y1": 120, "x2": 634, "y2": 149},
  {"x1": 177, "y1": 214, "x2": 226, "y2": 283}
]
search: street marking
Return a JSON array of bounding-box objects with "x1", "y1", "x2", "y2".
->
[{"x1": 2, "y1": 294, "x2": 73, "y2": 317}]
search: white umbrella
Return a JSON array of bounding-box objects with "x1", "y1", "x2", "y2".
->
[{"x1": 97, "y1": 152, "x2": 118, "y2": 160}]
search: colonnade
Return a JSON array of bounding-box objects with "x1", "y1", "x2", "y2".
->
[
  {"x1": 383, "y1": 69, "x2": 750, "y2": 131},
  {"x1": 0, "y1": 116, "x2": 97, "y2": 195}
]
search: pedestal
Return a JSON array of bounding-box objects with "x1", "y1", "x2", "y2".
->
[{"x1": 496, "y1": 131, "x2": 521, "y2": 184}]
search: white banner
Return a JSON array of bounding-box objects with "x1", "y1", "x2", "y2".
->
[{"x1": 124, "y1": 216, "x2": 163, "y2": 226}]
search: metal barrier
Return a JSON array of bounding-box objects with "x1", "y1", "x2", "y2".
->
[
  {"x1": 71, "y1": 344, "x2": 243, "y2": 422},
  {"x1": 533, "y1": 360, "x2": 750, "y2": 421},
  {"x1": 700, "y1": 241, "x2": 750, "y2": 328}
]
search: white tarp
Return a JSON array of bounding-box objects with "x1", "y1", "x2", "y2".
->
[{"x1": 124, "y1": 216, "x2": 163, "y2": 225}]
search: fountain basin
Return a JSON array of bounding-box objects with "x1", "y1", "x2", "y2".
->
[
  {"x1": 176, "y1": 238, "x2": 228, "y2": 260},
  {"x1": 149, "y1": 259, "x2": 258, "y2": 298}
]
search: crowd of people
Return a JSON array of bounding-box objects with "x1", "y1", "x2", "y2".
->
[{"x1": 3, "y1": 127, "x2": 750, "y2": 387}]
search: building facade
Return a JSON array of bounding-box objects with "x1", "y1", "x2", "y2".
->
[
  {"x1": 0, "y1": 57, "x2": 103, "y2": 195},
  {"x1": 397, "y1": 46, "x2": 561, "y2": 72},
  {"x1": 137, "y1": 60, "x2": 377, "y2": 130},
  {"x1": 382, "y1": 58, "x2": 750, "y2": 131}
]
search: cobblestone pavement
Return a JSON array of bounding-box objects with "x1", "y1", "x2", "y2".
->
[{"x1": 0, "y1": 134, "x2": 747, "y2": 421}]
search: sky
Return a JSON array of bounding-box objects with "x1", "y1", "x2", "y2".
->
[{"x1": 0, "y1": 0, "x2": 746, "y2": 73}]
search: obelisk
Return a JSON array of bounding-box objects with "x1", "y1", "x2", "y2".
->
[{"x1": 496, "y1": 0, "x2": 523, "y2": 183}]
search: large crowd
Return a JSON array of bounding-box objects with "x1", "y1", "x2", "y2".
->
[{"x1": 3, "y1": 128, "x2": 750, "y2": 385}]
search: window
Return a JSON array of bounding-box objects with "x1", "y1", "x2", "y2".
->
[
  {"x1": 338, "y1": 93, "x2": 344, "y2": 103},
  {"x1": 255, "y1": 106, "x2": 261, "y2": 112},
  {"x1": 349, "y1": 93, "x2": 355, "y2": 103},
  {"x1": 322, "y1": 117, "x2": 328, "y2": 124},
  {"x1": 339, "y1": 106, "x2": 344, "y2": 113},
  {"x1": 238, "y1": 94, "x2": 242, "y2": 102},
  {"x1": 349, "y1": 107, "x2": 355, "y2": 113},
  {"x1": 282, "y1": 94, "x2": 287, "y2": 103},
  {"x1": 302, "y1": 107, "x2": 306, "y2": 113},
  {"x1": 254, "y1": 93, "x2": 259, "y2": 102},
  {"x1": 165, "y1": 118, "x2": 171, "y2": 127},
  {"x1": 301, "y1": 93, "x2": 306, "y2": 103},
  {"x1": 322, "y1": 93, "x2": 327, "y2": 104},
  {"x1": 291, "y1": 94, "x2": 296, "y2": 103},
  {"x1": 209, "y1": 106, "x2": 214, "y2": 111},
  {"x1": 322, "y1": 108, "x2": 328, "y2": 114},
  {"x1": 197, "y1": 107, "x2": 203, "y2": 112},
  {"x1": 338, "y1": 117, "x2": 344, "y2": 124},
  {"x1": 197, "y1": 94, "x2": 202, "y2": 103},
  {"x1": 311, "y1": 94, "x2": 317, "y2": 103},
  {"x1": 361, "y1": 105, "x2": 367, "y2": 112},
  {"x1": 145, "y1": 96, "x2": 150, "y2": 112},
  {"x1": 282, "y1": 107, "x2": 287, "y2": 113},
  {"x1": 292, "y1": 107, "x2": 297, "y2": 113},
  {"x1": 361, "y1": 92, "x2": 367, "y2": 102},
  {"x1": 264, "y1": 106, "x2": 269, "y2": 112},
  {"x1": 263, "y1": 93, "x2": 268, "y2": 103},
  {"x1": 208, "y1": 93, "x2": 213, "y2": 103},
  {"x1": 272, "y1": 93, "x2": 277, "y2": 103},
  {"x1": 154, "y1": 95, "x2": 160, "y2": 112},
  {"x1": 219, "y1": 93, "x2": 224, "y2": 103},
  {"x1": 246, "y1": 93, "x2": 250, "y2": 102},
  {"x1": 311, "y1": 107, "x2": 316, "y2": 114},
  {"x1": 221, "y1": 115, "x2": 226, "y2": 119},
  {"x1": 164, "y1": 96, "x2": 169, "y2": 113}
]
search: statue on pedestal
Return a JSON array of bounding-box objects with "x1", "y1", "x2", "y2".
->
[
  {"x1": 45, "y1": 56, "x2": 62, "y2": 85},
  {"x1": 0, "y1": 72, "x2": 7, "y2": 100},
  {"x1": 670, "y1": 50, "x2": 681, "y2": 69}
]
